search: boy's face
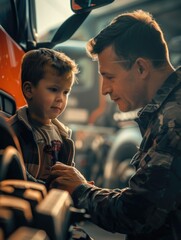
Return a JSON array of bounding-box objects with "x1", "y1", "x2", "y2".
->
[{"x1": 25, "y1": 67, "x2": 74, "y2": 125}]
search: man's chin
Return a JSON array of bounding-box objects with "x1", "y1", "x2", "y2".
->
[{"x1": 118, "y1": 105, "x2": 130, "y2": 113}]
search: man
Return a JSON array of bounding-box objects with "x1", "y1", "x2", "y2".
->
[{"x1": 49, "y1": 10, "x2": 181, "y2": 240}]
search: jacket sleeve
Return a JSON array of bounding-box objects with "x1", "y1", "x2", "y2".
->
[
  {"x1": 71, "y1": 125, "x2": 181, "y2": 235},
  {"x1": 26, "y1": 170, "x2": 46, "y2": 185}
]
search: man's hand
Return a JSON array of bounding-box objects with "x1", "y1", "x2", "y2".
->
[{"x1": 48, "y1": 162, "x2": 88, "y2": 195}]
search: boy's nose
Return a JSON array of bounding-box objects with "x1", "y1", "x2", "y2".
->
[{"x1": 56, "y1": 93, "x2": 63, "y2": 101}]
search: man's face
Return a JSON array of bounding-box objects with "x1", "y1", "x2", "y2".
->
[{"x1": 98, "y1": 46, "x2": 148, "y2": 112}]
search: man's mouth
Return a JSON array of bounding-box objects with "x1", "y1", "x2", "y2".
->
[{"x1": 112, "y1": 98, "x2": 119, "y2": 102}]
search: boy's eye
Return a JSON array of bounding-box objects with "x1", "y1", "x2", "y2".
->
[
  {"x1": 64, "y1": 90, "x2": 70, "y2": 95},
  {"x1": 49, "y1": 87, "x2": 58, "y2": 92}
]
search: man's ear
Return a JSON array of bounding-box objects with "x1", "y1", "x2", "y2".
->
[
  {"x1": 135, "y1": 58, "x2": 149, "y2": 77},
  {"x1": 23, "y1": 81, "x2": 33, "y2": 100}
]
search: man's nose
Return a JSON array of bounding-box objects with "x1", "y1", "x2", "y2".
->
[{"x1": 102, "y1": 81, "x2": 111, "y2": 96}]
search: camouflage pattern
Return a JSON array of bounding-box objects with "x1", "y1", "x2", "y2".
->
[{"x1": 72, "y1": 67, "x2": 181, "y2": 240}]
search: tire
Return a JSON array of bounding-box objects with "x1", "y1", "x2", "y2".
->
[{"x1": 103, "y1": 126, "x2": 142, "y2": 188}]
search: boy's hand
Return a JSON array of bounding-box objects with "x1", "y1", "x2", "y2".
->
[{"x1": 48, "y1": 162, "x2": 88, "y2": 195}]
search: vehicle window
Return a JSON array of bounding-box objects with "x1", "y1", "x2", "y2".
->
[
  {"x1": 0, "y1": 0, "x2": 17, "y2": 39},
  {"x1": 54, "y1": 42, "x2": 97, "y2": 91},
  {"x1": 159, "y1": 8, "x2": 181, "y2": 67},
  {"x1": 0, "y1": 91, "x2": 16, "y2": 116},
  {"x1": 35, "y1": 0, "x2": 73, "y2": 42},
  {"x1": 75, "y1": 57, "x2": 97, "y2": 91}
]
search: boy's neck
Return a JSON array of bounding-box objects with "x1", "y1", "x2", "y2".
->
[{"x1": 27, "y1": 109, "x2": 52, "y2": 126}]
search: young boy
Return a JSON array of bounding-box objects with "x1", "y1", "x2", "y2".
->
[{"x1": 8, "y1": 48, "x2": 79, "y2": 185}]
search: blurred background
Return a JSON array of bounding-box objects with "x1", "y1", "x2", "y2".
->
[{"x1": 35, "y1": 0, "x2": 181, "y2": 190}]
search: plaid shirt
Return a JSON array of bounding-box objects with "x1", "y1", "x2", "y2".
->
[{"x1": 8, "y1": 107, "x2": 75, "y2": 180}]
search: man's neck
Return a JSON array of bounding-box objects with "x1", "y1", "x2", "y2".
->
[{"x1": 148, "y1": 63, "x2": 175, "y2": 102}]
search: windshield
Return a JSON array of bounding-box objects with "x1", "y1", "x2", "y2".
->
[{"x1": 35, "y1": 0, "x2": 73, "y2": 42}]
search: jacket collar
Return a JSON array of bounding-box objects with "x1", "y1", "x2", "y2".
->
[
  {"x1": 137, "y1": 67, "x2": 181, "y2": 130},
  {"x1": 17, "y1": 106, "x2": 71, "y2": 138}
]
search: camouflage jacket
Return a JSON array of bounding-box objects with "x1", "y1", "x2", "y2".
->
[{"x1": 72, "y1": 67, "x2": 181, "y2": 240}]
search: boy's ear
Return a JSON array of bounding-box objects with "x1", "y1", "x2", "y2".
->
[{"x1": 23, "y1": 81, "x2": 33, "y2": 100}]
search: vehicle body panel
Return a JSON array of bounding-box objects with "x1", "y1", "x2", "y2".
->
[{"x1": 0, "y1": 26, "x2": 26, "y2": 113}]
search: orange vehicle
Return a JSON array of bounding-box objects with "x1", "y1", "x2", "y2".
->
[{"x1": 0, "y1": 26, "x2": 25, "y2": 116}]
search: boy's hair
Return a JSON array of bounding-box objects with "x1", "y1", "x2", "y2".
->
[
  {"x1": 21, "y1": 48, "x2": 79, "y2": 86},
  {"x1": 86, "y1": 10, "x2": 169, "y2": 69}
]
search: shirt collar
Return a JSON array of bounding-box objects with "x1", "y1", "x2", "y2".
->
[
  {"x1": 136, "y1": 67, "x2": 181, "y2": 131},
  {"x1": 138, "y1": 67, "x2": 181, "y2": 118}
]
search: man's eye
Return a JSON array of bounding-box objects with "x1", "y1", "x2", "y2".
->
[
  {"x1": 102, "y1": 74, "x2": 114, "y2": 80},
  {"x1": 105, "y1": 76, "x2": 114, "y2": 80}
]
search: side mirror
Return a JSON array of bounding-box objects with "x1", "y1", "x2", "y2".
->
[{"x1": 71, "y1": 0, "x2": 115, "y2": 13}]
